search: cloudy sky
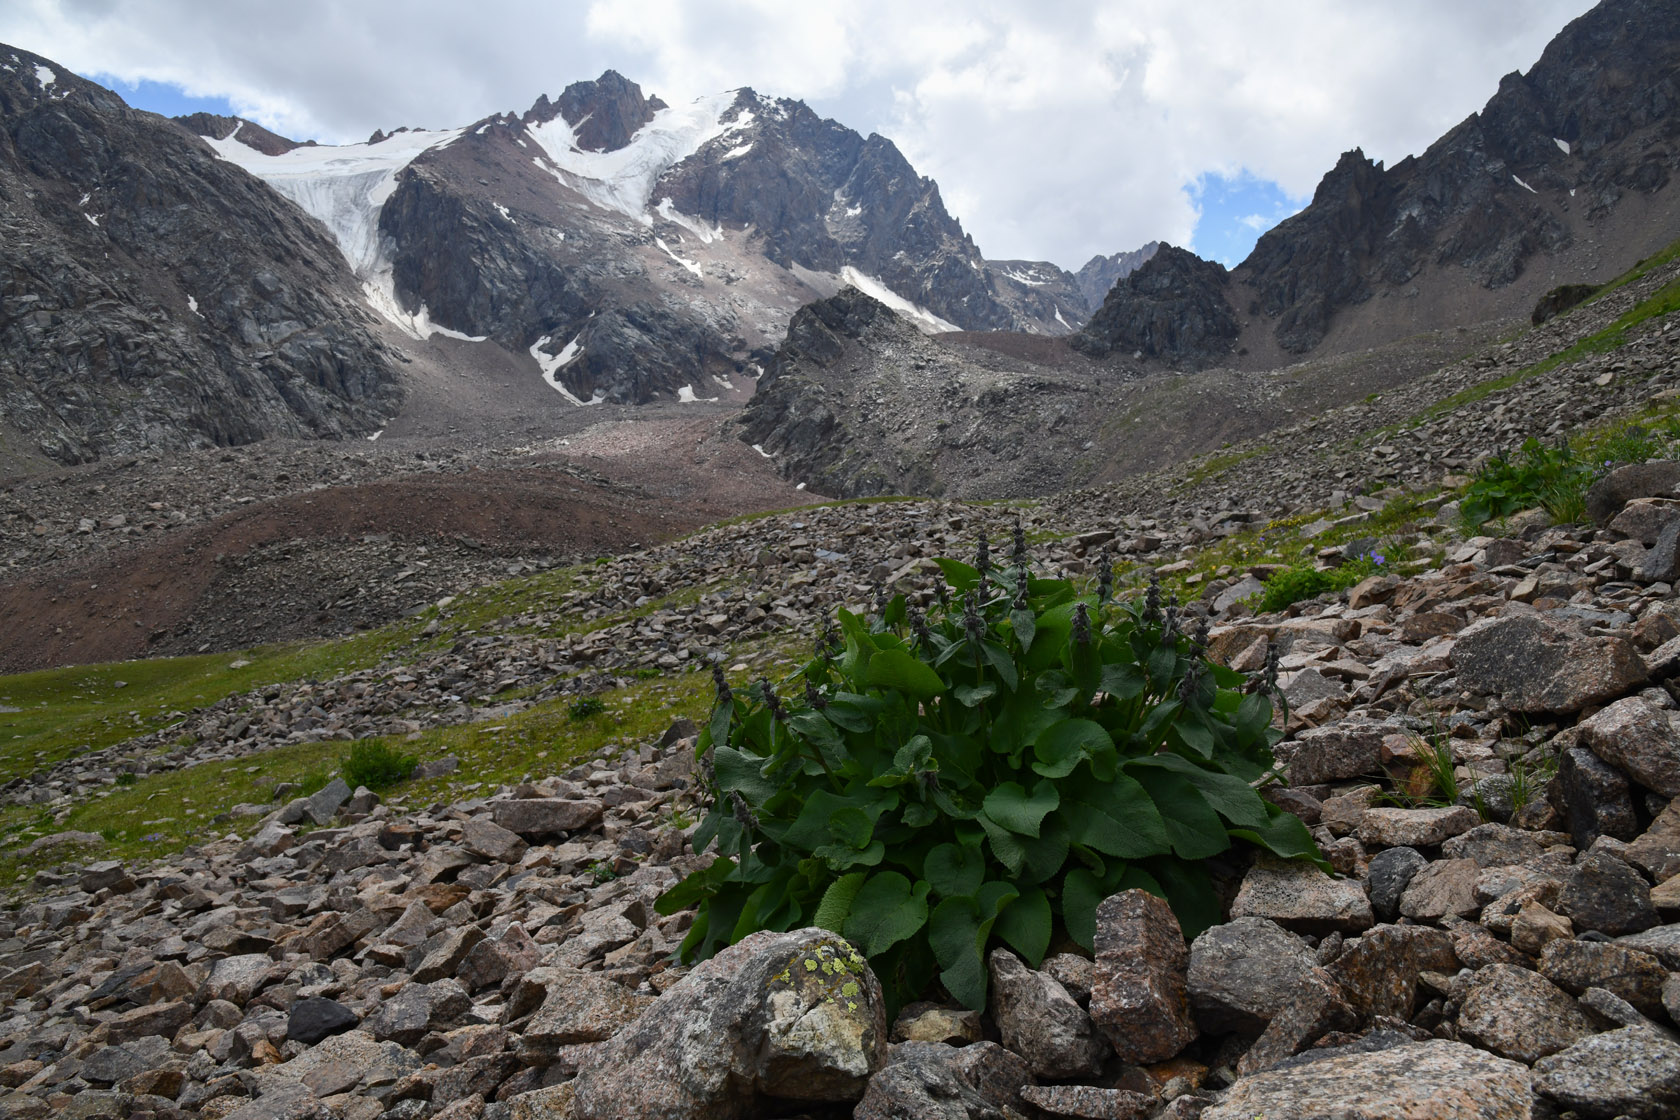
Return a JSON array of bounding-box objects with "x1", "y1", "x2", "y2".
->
[{"x1": 2, "y1": 0, "x2": 1598, "y2": 270}]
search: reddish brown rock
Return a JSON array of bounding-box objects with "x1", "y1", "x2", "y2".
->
[{"x1": 1088, "y1": 889, "x2": 1198, "y2": 1064}]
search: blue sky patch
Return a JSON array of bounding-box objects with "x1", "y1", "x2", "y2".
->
[
  {"x1": 91, "y1": 73, "x2": 240, "y2": 122},
  {"x1": 1187, "y1": 171, "x2": 1307, "y2": 269}
]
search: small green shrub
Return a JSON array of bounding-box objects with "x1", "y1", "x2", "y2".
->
[
  {"x1": 1461, "y1": 438, "x2": 1592, "y2": 529},
  {"x1": 114, "y1": 772, "x2": 137, "y2": 787},
  {"x1": 658, "y1": 545, "x2": 1323, "y2": 1013},
  {"x1": 341, "y1": 741, "x2": 418, "y2": 790},
  {"x1": 1253, "y1": 550, "x2": 1387, "y2": 614},
  {"x1": 568, "y1": 697, "x2": 605, "y2": 721}
]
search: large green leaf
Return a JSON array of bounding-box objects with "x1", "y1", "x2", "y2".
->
[
  {"x1": 923, "y1": 839, "x2": 985, "y2": 899},
  {"x1": 981, "y1": 780, "x2": 1059, "y2": 838},
  {"x1": 933, "y1": 557, "x2": 982, "y2": 591},
  {"x1": 1060, "y1": 772, "x2": 1171, "y2": 859},
  {"x1": 1060, "y1": 867, "x2": 1109, "y2": 951},
  {"x1": 928, "y1": 884, "x2": 1019, "y2": 1010},
  {"x1": 866, "y1": 648, "x2": 948, "y2": 698},
  {"x1": 1138, "y1": 858, "x2": 1221, "y2": 939},
  {"x1": 1230, "y1": 802, "x2": 1331, "y2": 867},
  {"x1": 713, "y1": 745, "x2": 778, "y2": 803},
  {"x1": 842, "y1": 872, "x2": 931, "y2": 956},
  {"x1": 656, "y1": 856, "x2": 737, "y2": 916},
  {"x1": 1129, "y1": 753, "x2": 1270, "y2": 830},
  {"x1": 994, "y1": 886, "x2": 1051, "y2": 967},
  {"x1": 828, "y1": 806, "x2": 877, "y2": 850},
  {"x1": 1032, "y1": 719, "x2": 1111, "y2": 779},
  {"x1": 1128, "y1": 765, "x2": 1230, "y2": 860},
  {"x1": 813, "y1": 872, "x2": 867, "y2": 932},
  {"x1": 1017, "y1": 816, "x2": 1072, "y2": 885},
  {"x1": 978, "y1": 814, "x2": 1028, "y2": 876}
]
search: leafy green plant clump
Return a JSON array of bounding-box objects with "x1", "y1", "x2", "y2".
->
[
  {"x1": 341, "y1": 741, "x2": 418, "y2": 790},
  {"x1": 568, "y1": 696, "x2": 605, "y2": 721},
  {"x1": 1254, "y1": 551, "x2": 1386, "y2": 614},
  {"x1": 658, "y1": 536, "x2": 1322, "y2": 1012},
  {"x1": 1461, "y1": 437, "x2": 1593, "y2": 528}
]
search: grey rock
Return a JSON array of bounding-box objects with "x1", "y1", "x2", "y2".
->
[
  {"x1": 517, "y1": 965, "x2": 648, "y2": 1062},
  {"x1": 1398, "y1": 858, "x2": 1483, "y2": 921},
  {"x1": 368, "y1": 984, "x2": 432, "y2": 1046},
  {"x1": 1284, "y1": 719, "x2": 1391, "y2": 785},
  {"x1": 1186, "y1": 917, "x2": 1330, "y2": 1036},
  {"x1": 853, "y1": 1041, "x2": 1033, "y2": 1120},
  {"x1": 1554, "y1": 745, "x2": 1641, "y2": 847},
  {"x1": 1440, "y1": 822, "x2": 1549, "y2": 868},
  {"x1": 1579, "y1": 694, "x2": 1680, "y2": 797},
  {"x1": 1365, "y1": 846, "x2": 1428, "y2": 921},
  {"x1": 303, "y1": 777, "x2": 352, "y2": 825},
  {"x1": 491, "y1": 797, "x2": 606, "y2": 837},
  {"x1": 1588, "y1": 461, "x2": 1680, "y2": 524},
  {"x1": 1088, "y1": 888, "x2": 1197, "y2": 1064},
  {"x1": 1356, "y1": 805, "x2": 1480, "y2": 847},
  {"x1": 1534, "y1": 1025, "x2": 1680, "y2": 1118},
  {"x1": 1540, "y1": 938, "x2": 1670, "y2": 1018},
  {"x1": 563, "y1": 928, "x2": 888, "y2": 1118},
  {"x1": 1230, "y1": 855, "x2": 1373, "y2": 934},
  {"x1": 1559, "y1": 850, "x2": 1661, "y2": 936},
  {"x1": 287, "y1": 997, "x2": 360, "y2": 1045},
  {"x1": 987, "y1": 948, "x2": 1109, "y2": 1079},
  {"x1": 1456, "y1": 963, "x2": 1597, "y2": 1063},
  {"x1": 1451, "y1": 613, "x2": 1647, "y2": 713},
  {"x1": 203, "y1": 953, "x2": 274, "y2": 1004},
  {"x1": 1201, "y1": 1040, "x2": 1532, "y2": 1120}
]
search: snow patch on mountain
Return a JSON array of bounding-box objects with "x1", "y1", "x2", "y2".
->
[
  {"x1": 531, "y1": 334, "x2": 604, "y2": 405},
  {"x1": 524, "y1": 91, "x2": 750, "y2": 224},
  {"x1": 838, "y1": 267, "x2": 960, "y2": 334},
  {"x1": 656, "y1": 237, "x2": 703, "y2": 278},
  {"x1": 205, "y1": 126, "x2": 468, "y2": 339},
  {"x1": 34, "y1": 65, "x2": 54, "y2": 88},
  {"x1": 654, "y1": 197, "x2": 722, "y2": 244}
]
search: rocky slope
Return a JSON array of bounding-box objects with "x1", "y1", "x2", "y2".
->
[
  {"x1": 6, "y1": 308, "x2": 1680, "y2": 1116},
  {"x1": 1079, "y1": 0, "x2": 1680, "y2": 366},
  {"x1": 738, "y1": 235, "x2": 1678, "y2": 498},
  {"x1": 0, "y1": 46, "x2": 404, "y2": 466}
]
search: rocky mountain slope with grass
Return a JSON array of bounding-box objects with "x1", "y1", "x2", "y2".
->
[
  {"x1": 2, "y1": 222, "x2": 1680, "y2": 1115},
  {"x1": 1078, "y1": 0, "x2": 1680, "y2": 370},
  {"x1": 0, "y1": 46, "x2": 405, "y2": 467},
  {"x1": 740, "y1": 235, "x2": 1680, "y2": 499}
]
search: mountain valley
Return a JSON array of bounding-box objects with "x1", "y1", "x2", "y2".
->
[{"x1": 1, "y1": 2, "x2": 1680, "y2": 1118}]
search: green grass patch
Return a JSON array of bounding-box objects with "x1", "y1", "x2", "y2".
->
[
  {"x1": 1399, "y1": 242, "x2": 1680, "y2": 431},
  {"x1": 0, "y1": 625, "x2": 427, "y2": 787},
  {"x1": 1179, "y1": 445, "x2": 1273, "y2": 489},
  {"x1": 0, "y1": 664, "x2": 721, "y2": 893}
]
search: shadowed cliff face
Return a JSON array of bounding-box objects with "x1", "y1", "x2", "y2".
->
[
  {"x1": 1079, "y1": 0, "x2": 1680, "y2": 365},
  {"x1": 1072, "y1": 246, "x2": 1240, "y2": 367},
  {"x1": 0, "y1": 45, "x2": 402, "y2": 465}
]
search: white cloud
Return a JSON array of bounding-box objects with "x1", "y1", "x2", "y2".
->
[{"x1": 0, "y1": 0, "x2": 1598, "y2": 268}]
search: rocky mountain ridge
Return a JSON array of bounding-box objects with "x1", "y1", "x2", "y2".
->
[
  {"x1": 181, "y1": 72, "x2": 1092, "y2": 412},
  {"x1": 1078, "y1": 0, "x2": 1680, "y2": 369},
  {"x1": 0, "y1": 45, "x2": 405, "y2": 466}
]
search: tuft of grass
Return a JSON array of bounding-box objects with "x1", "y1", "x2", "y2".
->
[
  {"x1": 342, "y1": 741, "x2": 417, "y2": 791},
  {"x1": 567, "y1": 697, "x2": 605, "y2": 721}
]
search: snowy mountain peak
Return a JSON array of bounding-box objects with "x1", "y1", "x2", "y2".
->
[{"x1": 523, "y1": 70, "x2": 667, "y2": 153}]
